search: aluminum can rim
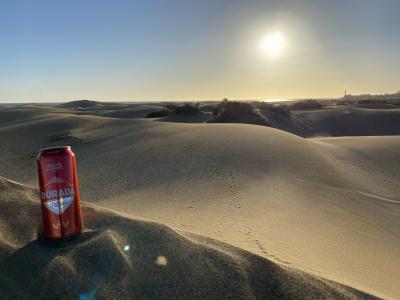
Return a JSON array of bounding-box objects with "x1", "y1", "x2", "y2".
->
[{"x1": 39, "y1": 146, "x2": 71, "y2": 152}]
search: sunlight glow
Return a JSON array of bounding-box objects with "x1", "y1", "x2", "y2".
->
[{"x1": 260, "y1": 32, "x2": 285, "y2": 55}]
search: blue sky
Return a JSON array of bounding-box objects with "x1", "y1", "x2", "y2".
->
[{"x1": 1, "y1": 0, "x2": 399, "y2": 102}]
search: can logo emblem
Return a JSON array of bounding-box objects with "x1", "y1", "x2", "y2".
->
[
  {"x1": 44, "y1": 197, "x2": 74, "y2": 215},
  {"x1": 42, "y1": 175, "x2": 75, "y2": 215}
]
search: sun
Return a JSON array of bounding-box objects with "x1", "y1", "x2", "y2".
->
[{"x1": 260, "y1": 32, "x2": 285, "y2": 55}]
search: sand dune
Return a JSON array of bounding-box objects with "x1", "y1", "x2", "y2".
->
[
  {"x1": 7, "y1": 101, "x2": 400, "y2": 138},
  {"x1": 292, "y1": 107, "x2": 400, "y2": 137},
  {"x1": 1, "y1": 102, "x2": 399, "y2": 298},
  {"x1": 0, "y1": 177, "x2": 377, "y2": 299}
]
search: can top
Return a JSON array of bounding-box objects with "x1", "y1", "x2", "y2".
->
[{"x1": 39, "y1": 146, "x2": 71, "y2": 152}]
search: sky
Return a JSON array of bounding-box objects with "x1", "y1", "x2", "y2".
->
[{"x1": 1, "y1": 0, "x2": 400, "y2": 102}]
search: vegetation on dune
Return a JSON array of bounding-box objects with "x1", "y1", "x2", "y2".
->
[
  {"x1": 209, "y1": 99, "x2": 270, "y2": 126},
  {"x1": 146, "y1": 110, "x2": 169, "y2": 118},
  {"x1": 199, "y1": 104, "x2": 217, "y2": 113},
  {"x1": 147, "y1": 103, "x2": 202, "y2": 118},
  {"x1": 288, "y1": 100, "x2": 323, "y2": 110},
  {"x1": 167, "y1": 103, "x2": 201, "y2": 115}
]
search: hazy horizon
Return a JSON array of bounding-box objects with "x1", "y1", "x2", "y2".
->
[
  {"x1": 2, "y1": 92, "x2": 400, "y2": 105},
  {"x1": 1, "y1": 0, "x2": 400, "y2": 102}
]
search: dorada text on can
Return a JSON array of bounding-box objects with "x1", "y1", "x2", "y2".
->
[{"x1": 41, "y1": 186, "x2": 75, "y2": 200}]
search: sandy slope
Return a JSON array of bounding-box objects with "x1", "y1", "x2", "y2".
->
[
  {"x1": 1, "y1": 103, "x2": 399, "y2": 298},
  {"x1": 0, "y1": 177, "x2": 375, "y2": 299},
  {"x1": 292, "y1": 107, "x2": 400, "y2": 137}
]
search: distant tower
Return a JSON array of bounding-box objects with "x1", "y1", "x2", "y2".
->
[{"x1": 344, "y1": 90, "x2": 347, "y2": 97}]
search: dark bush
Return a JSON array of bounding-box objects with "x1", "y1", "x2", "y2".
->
[
  {"x1": 200, "y1": 104, "x2": 217, "y2": 113},
  {"x1": 165, "y1": 104, "x2": 178, "y2": 111},
  {"x1": 147, "y1": 110, "x2": 169, "y2": 118},
  {"x1": 147, "y1": 103, "x2": 201, "y2": 118},
  {"x1": 209, "y1": 100, "x2": 270, "y2": 126},
  {"x1": 173, "y1": 103, "x2": 201, "y2": 115},
  {"x1": 213, "y1": 98, "x2": 229, "y2": 116},
  {"x1": 289, "y1": 100, "x2": 323, "y2": 110}
]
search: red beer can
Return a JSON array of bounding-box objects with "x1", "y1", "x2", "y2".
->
[{"x1": 37, "y1": 146, "x2": 83, "y2": 240}]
